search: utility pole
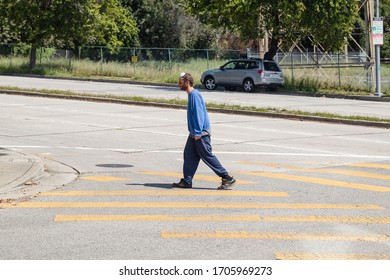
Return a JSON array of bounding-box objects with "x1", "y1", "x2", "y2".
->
[{"x1": 373, "y1": 0, "x2": 383, "y2": 97}]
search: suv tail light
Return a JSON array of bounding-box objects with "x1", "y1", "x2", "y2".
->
[{"x1": 258, "y1": 69, "x2": 264, "y2": 77}]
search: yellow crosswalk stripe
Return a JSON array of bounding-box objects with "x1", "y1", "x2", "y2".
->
[
  {"x1": 237, "y1": 161, "x2": 390, "y2": 179},
  {"x1": 274, "y1": 252, "x2": 390, "y2": 260},
  {"x1": 160, "y1": 230, "x2": 390, "y2": 242},
  {"x1": 299, "y1": 169, "x2": 390, "y2": 180},
  {"x1": 257, "y1": 216, "x2": 390, "y2": 223},
  {"x1": 80, "y1": 176, "x2": 129, "y2": 182},
  {"x1": 137, "y1": 171, "x2": 255, "y2": 184},
  {"x1": 54, "y1": 215, "x2": 261, "y2": 222},
  {"x1": 348, "y1": 163, "x2": 390, "y2": 169},
  {"x1": 238, "y1": 171, "x2": 390, "y2": 192},
  {"x1": 39, "y1": 190, "x2": 288, "y2": 197},
  {"x1": 53, "y1": 215, "x2": 390, "y2": 223},
  {"x1": 1, "y1": 202, "x2": 384, "y2": 209}
]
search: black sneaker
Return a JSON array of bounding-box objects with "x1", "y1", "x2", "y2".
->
[
  {"x1": 172, "y1": 178, "x2": 192, "y2": 188},
  {"x1": 218, "y1": 177, "x2": 236, "y2": 190}
]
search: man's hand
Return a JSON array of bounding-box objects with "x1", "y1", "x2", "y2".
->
[{"x1": 194, "y1": 136, "x2": 201, "y2": 140}]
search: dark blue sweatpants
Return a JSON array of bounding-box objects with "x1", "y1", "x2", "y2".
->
[{"x1": 183, "y1": 134, "x2": 228, "y2": 184}]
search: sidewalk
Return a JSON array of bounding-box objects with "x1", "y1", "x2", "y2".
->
[
  {"x1": 0, "y1": 148, "x2": 78, "y2": 200},
  {"x1": 0, "y1": 149, "x2": 45, "y2": 200}
]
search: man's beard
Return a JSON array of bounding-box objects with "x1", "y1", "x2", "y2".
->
[{"x1": 180, "y1": 83, "x2": 188, "y2": 91}]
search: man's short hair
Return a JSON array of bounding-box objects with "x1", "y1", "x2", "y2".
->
[{"x1": 180, "y1": 72, "x2": 194, "y2": 87}]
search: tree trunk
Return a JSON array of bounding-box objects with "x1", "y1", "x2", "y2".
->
[
  {"x1": 29, "y1": 45, "x2": 37, "y2": 70},
  {"x1": 264, "y1": 8, "x2": 282, "y2": 61},
  {"x1": 264, "y1": 36, "x2": 279, "y2": 61}
]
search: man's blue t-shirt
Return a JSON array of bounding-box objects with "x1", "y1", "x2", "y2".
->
[{"x1": 187, "y1": 89, "x2": 210, "y2": 137}]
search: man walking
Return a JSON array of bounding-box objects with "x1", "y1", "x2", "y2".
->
[{"x1": 172, "y1": 72, "x2": 236, "y2": 190}]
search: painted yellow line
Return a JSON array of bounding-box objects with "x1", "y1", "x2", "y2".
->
[
  {"x1": 137, "y1": 171, "x2": 255, "y2": 184},
  {"x1": 274, "y1": 252, "x2": 390, "y2": 260},
  {"x1": 1, "y1": 202, "x2": 384, "y2": 210},
  {"x1": 160, "y1": 230, "x2": 390, "y2": 242},
  {"x1": 258, "y1": 216, "x2": 390, "y2": 223},
  {"x1": 238, "y1": 161, "x2": 390, "y2": 180},
  {"x1": 237, "y1": 161, "x2": 390, "y2": 180},
  {"x1": 53, "y1": 215, "x2": 390, "y2": 224},
  {"x1": 80, "y1": 176, "x2": 129, "y2": 182},
  {"x1": 238, "y1": 171, "x2": 390, "y2": 192},
  {"x1": 54, "y1": 215, "x2": 261, "y2": 222},
  {"x1": 348, "y1": 163, "x2": 390, "y2": 169},
  {"x1": 237, "y1": 160, "x2": 296, "y2": 169},
  {"x1": 39, "y1": 190, "x2": 288, "y2": 197},
  {"x1": 299, "y1": 169, "x2": 390, "y2": 180}
]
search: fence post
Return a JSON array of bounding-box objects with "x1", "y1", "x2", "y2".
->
[
  {"x1": 100, "y1": 47, "x2": 103, "y2": 73},
  {"x1": 10, "y1": 45, "x2": 13, "y2": 67},
  {"x1": 291, "y1": 52, "x2": 294, "y2": 83},
  {"x1": 40, "y1": 47, "x2": 43, "y2": 66},
  {"x1": 67, "y1": 49, "x2": 72, "y2": 70},
  {"x1": 133, "y1": 48, "x2": 136, "y2": 75},
  {"x1": 338, "y1": 52, "x2": 341, "y2": 87},
  {"x1": 206, "y1": 49, "x2": 209, "y2": 70}
]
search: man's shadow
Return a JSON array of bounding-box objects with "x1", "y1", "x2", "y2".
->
[{"x1": 126, "y1": 183, "x2": 214, "y2": 190}]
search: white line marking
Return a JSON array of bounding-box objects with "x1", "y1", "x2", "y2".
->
[
  {"x1": 148, "y1": 150, "x2": 390, "y2": 159},
  {"x1": 2, "y1": 145, "x2": 389, "y2": 159}
]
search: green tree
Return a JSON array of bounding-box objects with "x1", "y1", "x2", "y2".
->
[
  {"x1": 381, "y1": 0, "x2": 390, "y2": 59},
  {"x1": 91, "y1": 0, "x2": 139, "y2": 48},
  {"x1": 0, "y1": 0, "x2": 139, "y2": 69},
  {"x1": 122, "y1": 0, "x2": 215, "y2": 49},
  {"x1": 186, "y1": 0, "x2": 359, "y2": 60},
  {"x1": 122, "y1": 0, "x2": 180, "y2": 48},
  {"x1": 0, "y1": 1, "x2": 18, "y2": 43}
]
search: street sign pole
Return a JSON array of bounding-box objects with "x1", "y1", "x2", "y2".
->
[{"x1": 374, "y1": 0, "x2": 382, "y2": 97}]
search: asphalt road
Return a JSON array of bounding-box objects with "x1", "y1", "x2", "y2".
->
[
  {"x1": 0, "y1": 93, "x2": 389, "y2": 260},
  {"x1": 1, "y1": 75, "x2": 390, "y2": 120}
]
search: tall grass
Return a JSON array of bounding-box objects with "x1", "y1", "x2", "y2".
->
[
  {"x1": 0, "y1": 55, "x2": 388, "y2": 95},
  {"x1": 282, "y1": 67, "x2": 376, "y2": 95}
]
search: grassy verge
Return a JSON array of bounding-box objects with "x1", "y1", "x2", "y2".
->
[
  {"x1": 1, "y1": 86, "x2": 389, "y2": 124},
  {"x1": 1, "y1": 56, "x2": 389, "y2": 96}
]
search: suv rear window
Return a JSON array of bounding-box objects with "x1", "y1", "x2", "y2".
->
[
  {"x1": 264, "y1": 62, "x2": 280, "y2": 72},
  {"x1": 247, "y1": 61, "x2": 259, "y2": 69}
]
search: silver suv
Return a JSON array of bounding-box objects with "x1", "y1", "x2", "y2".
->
[{"x1": 200, "y1": 58, "x2": 284, "y2": 92}]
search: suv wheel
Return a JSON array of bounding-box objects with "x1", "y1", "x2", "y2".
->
[
  {"x1": 203, "y1": 76, "x2": 217, "y2": 90},
  {"x1": 243, "y1": 78, "x2": 255, "y2": 92}
]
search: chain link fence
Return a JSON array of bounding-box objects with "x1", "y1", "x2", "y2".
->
[{"x1": 0, "y1": 44, "x2": 388, "y2": 92}]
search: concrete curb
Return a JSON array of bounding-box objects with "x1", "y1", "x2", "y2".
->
[
  {"x1": 0, "y1": 150, "x2": 45, "y2": 199},
  {"x1": 0, "y1": 149, "x2": 79, "y2": 200}
]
